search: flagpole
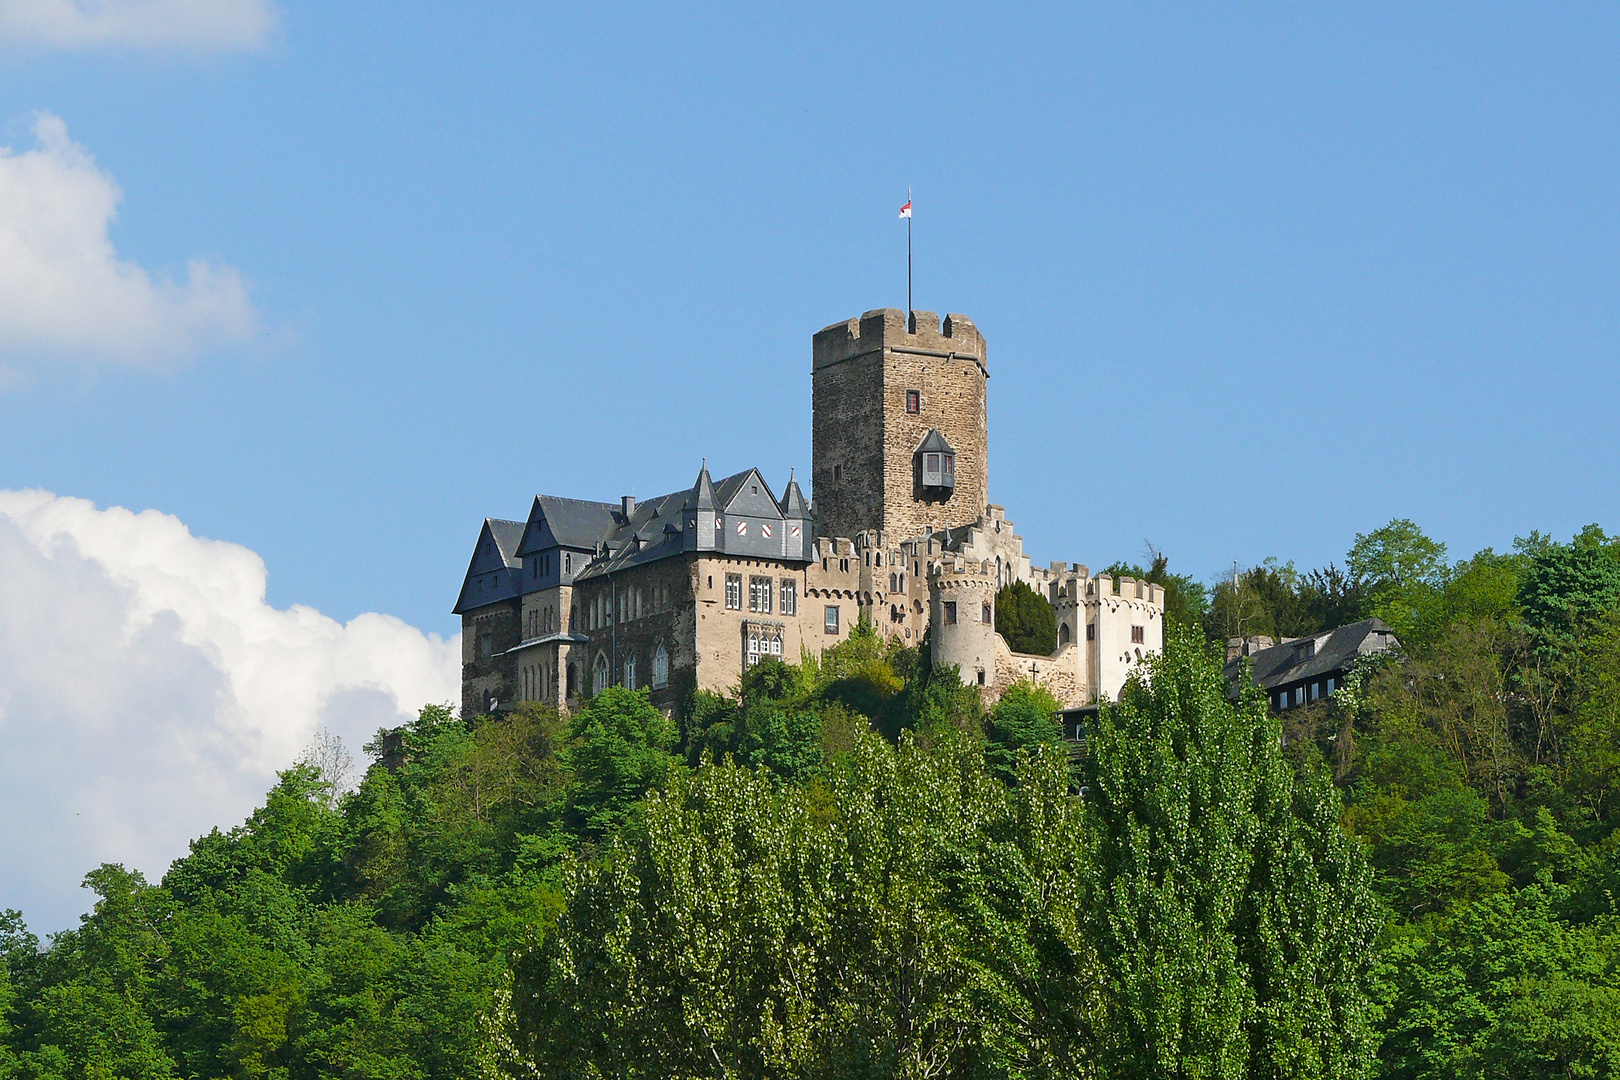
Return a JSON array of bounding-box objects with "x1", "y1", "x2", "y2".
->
[{"x1": 906, "y1": 187, "x2": 912, "y2": 328}]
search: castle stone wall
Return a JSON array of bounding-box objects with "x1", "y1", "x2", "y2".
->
[{"x1": 812, "y1": 309, "x2": 988, "y2": 543}]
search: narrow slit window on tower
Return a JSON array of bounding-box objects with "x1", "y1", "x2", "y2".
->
[
  {"x1": 944, "y1": 601, "x2": 957, "y2": 625},
  {"x1": 906, "y1": 389, "x2": 920, "y2": 413}
]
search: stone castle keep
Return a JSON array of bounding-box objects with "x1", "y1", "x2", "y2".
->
[{"x1": 454, "y1": 308, "x2": 1164, "y2": 719}]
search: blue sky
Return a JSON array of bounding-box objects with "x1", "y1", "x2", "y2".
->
[{"x1": 4, "y1": 4, "x2": 1619, "y2": 637}]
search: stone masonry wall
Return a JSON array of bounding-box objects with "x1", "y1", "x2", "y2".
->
[
  {"x1": 812, "y1": 308, "x2": 988, "y2": 544},
  {"x1": 460, "y1": 601, "x2": 521, "y2": 719}
]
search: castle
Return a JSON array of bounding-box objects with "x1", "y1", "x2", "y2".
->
[{"x1": 454, "y1": 308, "x2": 1164, "y2": 719}]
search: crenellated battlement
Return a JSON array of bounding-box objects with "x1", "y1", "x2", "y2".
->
[{"x1": 812, "y1": 307, "x2": 987, "y2": 371}]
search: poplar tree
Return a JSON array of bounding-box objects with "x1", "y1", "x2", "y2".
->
[{"x1": 1082, "y1": 628, "x2": 1380, "y2": 1080}]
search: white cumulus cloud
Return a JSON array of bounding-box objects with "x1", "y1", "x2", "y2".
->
[
  {"x1": 0, "y1": 0, "x2": 274, "y2": 52},
  {"x1": 0, "y1": 112, "x2": 259, "y2": 370},
  {"x1": 0, "y1": 490, "x2": 460, "y2": 931}
]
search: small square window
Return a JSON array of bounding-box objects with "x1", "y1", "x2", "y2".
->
[
  {"x1": 906, "y1": 389, "x2": 920, "y2": 414},
  {"x1": 1131, "y1": 625, "x2": 1144, "y2": 644}
]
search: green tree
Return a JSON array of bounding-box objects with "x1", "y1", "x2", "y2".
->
[
  {"x1": 995, "y1": 579, "x2": 1057, "y2": 654},
  {"x1": 1348, "y1": 519, "x2": 1448, "y2": 639},
  {"x1": 983, "y1": 678, "x2": 1063, "y2": 785},
  {"x1": 1376, "y1": 885, "x2": 1620, "y2": 1079},
  {"x1": 562, "y1": 687, "x2": 679, "y2": 840},
  {"x1": 502, "y1": 731, "x2": 1097, "y2": 1078},
  {"x1": 1516, "y1": 529, "x2": 1620, "y2": 647},
  {"x1": 1083, "y1": 628, "x2": 1380, "y2": 1079}
]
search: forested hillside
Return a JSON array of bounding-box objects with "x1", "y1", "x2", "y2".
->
[{"x1": 3, "y1": 520, "x2": 1619, "y2": 1079}]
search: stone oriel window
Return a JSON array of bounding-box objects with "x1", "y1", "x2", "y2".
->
[
  {"x1": 749, "y1": 576, "x2": 772, "y2": 613},
  {"x1": 780, "y1": 579, "x2": 797, "y2": 616},
  {"x1": 944, "y1": 602, "x2": 957, "y2": 625},
  {"x1": 1131, "y1": 625, "x2": 1145, "y2": 644},
  {"x1": 906, "y1": 389, "x2": 920, "y2": 413},
  {"x1": 725, "y1": 574, "x2": 743, "y2": 610},
  {"x1": 824, "y1": 605, "x2": 840, "y2": 635}
]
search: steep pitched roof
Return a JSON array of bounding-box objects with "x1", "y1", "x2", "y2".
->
[
  {"x1": 515, "y1": 495, "x2": 620, "y2": 557},
  {"x1": 691, "y1": 461, "x2": 718, "y2": 511},
  {"x1": 713, "y1": 468, "x2": 783, "y2": 518},
  {"x1": 1224, "y1": 617, "x2": 1400, "y2": 691},
  {"x1": 779, "y1": 469, "x2": 810, "y2": 518},
  {"x1": 916, "y1": 428, "x2": 956, "y2": 455},
  {"x1": 452, "y1": 518, "x2": 526, "y2": 614},
  {"x1": 574, "y1": 483, "x2": 696, "y2": 578}
]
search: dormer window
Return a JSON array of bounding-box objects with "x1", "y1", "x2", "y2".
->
[{"x1": 915, "y1": 429, "x2": 956, "y2": 492}]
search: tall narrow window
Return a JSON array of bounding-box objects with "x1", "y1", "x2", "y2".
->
[
  {"x1": 592, "y1": 655, "x2": 608, "y2": 695},
  {"x1": 1086, "y1": 623, "x2": 1096, "y2": 641},
  {"x1": 653, "y1": 644, "x2": 669, "y2": 688},
  {"x1": 906, "y1": 389, "x2": 920, "y2": 413},
  {"x1": 825, "y1": 605, "x2": 840, "y2": 634},
  {"x1": 725, "y1": 574, "x2": 743, "y2": 610},
  {"x1": 749, "y1": 576, "x2": 772, "y2": 613},
  {"x1": 623, "y1": 657, "x2": 636, "y2": 689},
  {"x1": 944, "y1": 601, "x2": 957, "y2": 625},
  {"x1": 982, "y1": 603, "x2": 992, "y2": 624},
  {"x1": 746, "y1": 634, "x2": 760, "y2": 668},
  {"x1": 780, "y1": 579, "x2": 797, "y2": 616}
]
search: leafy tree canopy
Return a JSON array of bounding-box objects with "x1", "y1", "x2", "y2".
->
[{"x1": 995, "y1": 578, "x2": 1057, "y2": 654}]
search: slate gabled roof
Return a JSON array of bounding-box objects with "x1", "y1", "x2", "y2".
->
[
  {"x1": 452, "y1": 518, "x2": 526, "y2": 614},
  {"x1": 714, "y1": 467, "x2": 783, "y2": 519},
  {"x1": 574, "y1": 483, "x2": 696, "y2": 579},
  {"x1": 1224, "y1": 617, "x2": 1400, "y2": 691},
  {"x1": 516, "y1": 495, "x2": 621, "y2": 557}
]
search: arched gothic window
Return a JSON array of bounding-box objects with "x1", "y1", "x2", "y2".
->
[
  {"x1": 593, "y1": 654, "x2": 609, "y2": 695},
  {"x1": 653, "y1": 644, "x2": 669, "y2": 689}
]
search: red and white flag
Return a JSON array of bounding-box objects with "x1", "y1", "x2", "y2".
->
[{"x1": 898, "y1": 199, "x2": 912, "y2": 218}]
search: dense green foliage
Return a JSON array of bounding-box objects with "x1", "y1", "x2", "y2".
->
[
  {"x1": 1086, "y1": 630, "x2": 1379, "y2": 1079},
  {"x1": 5, "y1": 518, "x2": 1620, "y2": 1078},
  {"x1": 994, "y1": 579, "x2": 1057, "y2": 654}
]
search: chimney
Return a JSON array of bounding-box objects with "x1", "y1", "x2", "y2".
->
[{"x1": 621, "y1": 495, "x2": 636, "y2": 520}]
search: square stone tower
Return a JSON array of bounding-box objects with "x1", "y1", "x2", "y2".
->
[{"x1": 812, "y1": 308, "x2": 988, "y2": 542}]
